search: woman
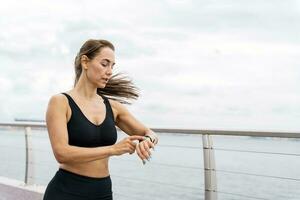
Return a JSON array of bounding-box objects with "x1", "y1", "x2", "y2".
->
[{"x1": 43, "y1": 39, "x2": 159, "y2": 200}]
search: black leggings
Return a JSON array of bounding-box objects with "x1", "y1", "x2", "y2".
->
[{"x1": 43, "y1": 168, "x2": 113, "y2": 200}]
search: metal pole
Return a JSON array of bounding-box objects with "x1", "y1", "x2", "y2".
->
[
  {"x1": 202, "y1": 134, "x2": 218, "y2": 200},
  {"x1": 24, "y1": 126, "x2": 35, "y2": 185}
]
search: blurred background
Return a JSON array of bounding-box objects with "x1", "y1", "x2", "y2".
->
[
  {"x1": 1, "y1": 1, "x2": 300, "y2": 200},
  {"x1": 0, "y1": 0, "x2": 299, "y2": 132}
]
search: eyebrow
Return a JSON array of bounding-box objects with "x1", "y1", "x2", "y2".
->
[{"x1": 102, "y1": 59, "x2": 115, "y2": 66}]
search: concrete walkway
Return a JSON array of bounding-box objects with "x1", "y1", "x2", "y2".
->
[
  {"x1": 0, "y1": 177, "x2": 44, "y2": 200},
  {"x1": 0, "y1": 183, "x2": 43, "y2": 200}
]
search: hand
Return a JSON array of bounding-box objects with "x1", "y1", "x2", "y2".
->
[
  {"x1": 136, "y1": 137, "x2": 155, "y2": 162},
  {"x1": 145, "y1": 130, "x2": 159, "y2": 145},
  {"x1": 111, "y1": 135, "x2": 144, "y2": 156}
]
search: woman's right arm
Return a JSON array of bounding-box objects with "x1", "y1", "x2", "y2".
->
[{"x1": 46, "y1": 94, "x2": 144, "y2": 164}]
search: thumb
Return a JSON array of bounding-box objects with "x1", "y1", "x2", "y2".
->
[{"x1": 128, "y1": 135, "x2": 145, "y2": 141}]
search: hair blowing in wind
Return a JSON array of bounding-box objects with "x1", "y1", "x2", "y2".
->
[{"x1": 74, "y1": 39, "x2": 140, "y2": 104}]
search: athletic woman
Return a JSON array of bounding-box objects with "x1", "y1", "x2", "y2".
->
[{"x1": 43, "y1": 39, "x2": 159, "y2": 200}]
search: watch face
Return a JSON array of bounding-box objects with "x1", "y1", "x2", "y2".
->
[{"x1": 145, "y1": 135, "x2": 153, "y2": 143}]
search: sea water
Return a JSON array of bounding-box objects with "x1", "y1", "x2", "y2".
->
[{"x1": 0, "y1": 129, "x2": 299, "y2": 200}]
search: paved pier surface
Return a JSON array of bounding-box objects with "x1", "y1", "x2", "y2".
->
[
  {"x1": 0, "y1": 177, "x2": 44, "y2": 200},
  {"x1": 0, "y1": 183, "x2": 43, "y2": 200}
]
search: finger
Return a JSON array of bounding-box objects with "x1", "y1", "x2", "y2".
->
[
  {"x1": 129, "y1": 146, "x2": 135, "y2": 154},
  {"x1": 129, "y1": 140, "x2": 138, "y2": 148},
  {"x1": 128, "y1": 140, "x2": 137, "y2": 153},
  {"x1": 136, "y1": 143, "x2": 145, "y2": 160},
  {"x1": 124, "y1": 137, "x2": 134, "y2": 146},
  {"x1": 131, "y1": 139, "x2": 139, "y2": 146},
  {"x1": 139, "y1": 144, "x2": 148, "y2": 160},
  {"x1": 139, "y1": 142, "x2": 150, "y2": 159},
  {"x1": 144, "y1": 137, "x2": 155, "y2": 148},
  {"x1": 149, "y1": 140, "x2": 155, "y2": 149},
  {"x1": 128, "y1": 142, "x2": 138, "y2": 155},
  {"x1": 143, "y1": 141, "x2": 152, "y2": 156},
  {"x1": 128, "y1": 135, "x2": 145, "y2": 141},
  {"x1": 146, "y1": 141, "x2": 154, "y2": 158}
]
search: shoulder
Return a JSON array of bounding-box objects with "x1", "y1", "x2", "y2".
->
[
  {"x1": 106, "y1": 98, "x2": 129, "y2": 119},
  {"x1": 46, "y1": 93, "x2": 70, "y2": 124},
  {"x1": 47, "y1": 93, "x2": 69, "y2": 110},
  {"x1": 107, "y1": 98, "x2": 125, "y2": 110}
]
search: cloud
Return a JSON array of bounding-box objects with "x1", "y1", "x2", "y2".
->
[{"x1": 0, "y1": 0, "x2": 299, "y2": 132}]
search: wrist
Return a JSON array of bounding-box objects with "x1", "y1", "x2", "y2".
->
[
  {"x1": 145, "y1": 130, "x2": 158, "y2": 144},
  {"x1": 144, "y1": 135, "x2": 154, "y2": 143},
  {"x1": 107, "y1": 146, "x2": 115, "y2": 156}
]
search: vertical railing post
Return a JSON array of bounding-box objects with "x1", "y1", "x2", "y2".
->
[
  {"x1": 202, "y1": 134, "x2": 218, "y2": 200},
  {"x1": 24, "y1": 126, "x2": 35, "y2": 185}
]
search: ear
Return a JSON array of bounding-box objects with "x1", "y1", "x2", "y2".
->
[{"x1": 81, "y1": 55, "x2": 89, "y2": 70}]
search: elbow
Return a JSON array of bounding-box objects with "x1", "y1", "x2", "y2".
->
[
  {"x1": 55, "y1": 153, "x2": 66, "y2": 164},
  {"x1": 54, "y1": 151, "x2": 66, "y2": 164},
  {"x1": 53, "y1": 147, "x2": 69, "y2": 164}
]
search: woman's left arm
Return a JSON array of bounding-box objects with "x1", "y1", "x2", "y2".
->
[{"x1": 110, "y1": 100, "x2": 159, "y2": 161}]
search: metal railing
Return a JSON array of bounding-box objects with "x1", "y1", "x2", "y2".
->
[{"x1": 0, "y1": 122, "x2": 300, "y2": 200}]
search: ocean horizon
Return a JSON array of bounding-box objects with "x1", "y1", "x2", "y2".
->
[{"x1": 1, "y1": 129, "x2": 300, "y2": 200}]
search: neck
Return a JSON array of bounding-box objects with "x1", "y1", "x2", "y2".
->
[{"x1": 74, "y1": 74, "x2": 98, "y2": 100}]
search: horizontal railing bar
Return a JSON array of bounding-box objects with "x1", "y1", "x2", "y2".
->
[
  {"x1": 0, "y1": 122, "x2": 46, "y2": 128},
  {"x1": 214, "y1": 147, "x2": 300, "y2": 156},
  {"x1": 1, "y1": 122, "x2": 300, "y2": 138},
  {"x1": 200, "y1": 130, "x2": 300, "y2": 138},
  {"x1": 218, "y1": 189, "x2": 299, "y2": 200},
  {"x1": 152, "y1": 128, "x2": 300, "y2": 138},
  {"x1": 114, "y1": 159, "x2": 203, "y2": 170},
  {"x1": 158, "y1": 144, "x2": 202, "y2": 149},
  {"x1": 216, "y1": 169, "x2": 300, "y2": 182},
  {"x1": 112, "y1": 174, "x2": 203, "y2": 190},
  {"x1": 159, "y1": 144, "x2": 300, "y2": 157},
  {"x1": 217, "y1": 190, "x2": 270, "y2": 200},
  {"x1": 2, "y1": 143, "x2": 299, "y2": 157},
  {"x1": 14, "y1": 118, "x2": 45, "y2": 122}
]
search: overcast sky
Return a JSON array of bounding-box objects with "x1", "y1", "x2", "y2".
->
[{"x1": 0, "y1": 0, "x2": 299, "y2": 132}]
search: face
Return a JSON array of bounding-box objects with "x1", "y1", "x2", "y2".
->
[{"x1": 82, "y1": 47, "x2": 115, "y2": 88}]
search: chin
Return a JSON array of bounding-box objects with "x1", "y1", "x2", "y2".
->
[{"x1": 97, "y1": 83, "x2": 106, "y2": 88}]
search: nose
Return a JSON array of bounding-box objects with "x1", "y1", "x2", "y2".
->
[{"x1": 106, "y1": 65, "x2": 113, "y2": 76}]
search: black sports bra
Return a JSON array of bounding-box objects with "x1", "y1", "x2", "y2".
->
[{"x1": 61, "y1": 93, "x2": 118, "y2": 147}]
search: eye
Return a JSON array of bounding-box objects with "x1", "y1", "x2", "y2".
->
[{"x1": 101, "y1": 62, "x2": 108, "y2": 67}]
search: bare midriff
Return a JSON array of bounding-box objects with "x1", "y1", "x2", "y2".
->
[
  {"x1": 59, "y1": 158, "x2": 110, "y2": 178},
  {"x1": 60, "y1": 93, "x2": 117, "y2": 178}
]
